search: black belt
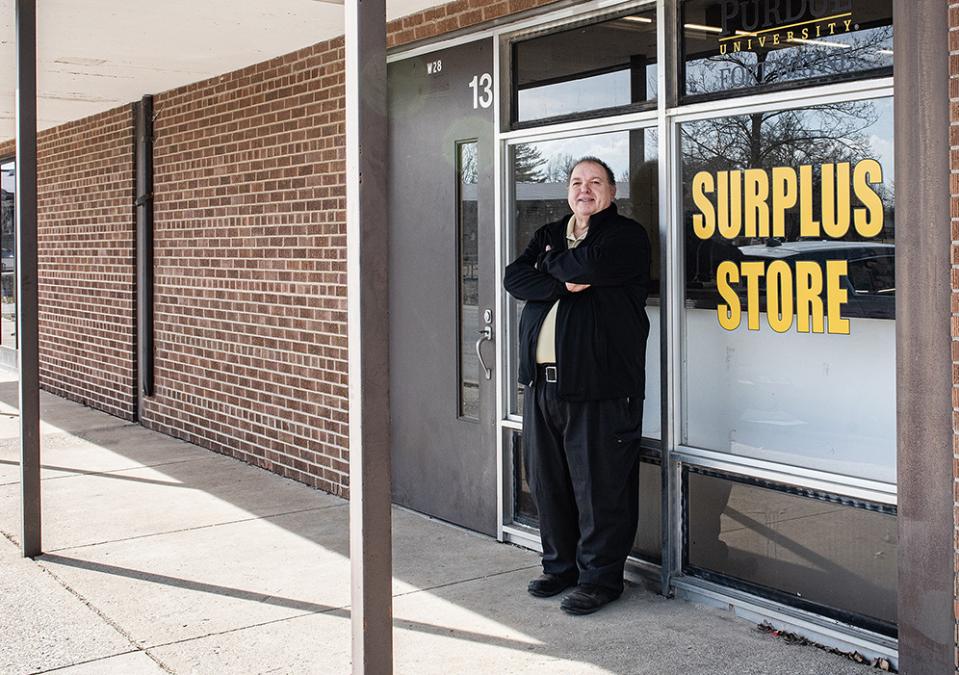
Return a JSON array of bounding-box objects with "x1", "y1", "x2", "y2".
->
[{"x1": 536, "y1": 363, "x2": 558, "y2": 383}]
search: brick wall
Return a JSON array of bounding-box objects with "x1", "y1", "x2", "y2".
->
[
  {"x1": 952, "y1": 2, "x2": 959, "y2": 670},
  {"x1": 141, "y1": 37, "x2": 351, "y2": 494},
  {"x1": 387, "y1": 0, "x2": 558, "y2": 47},
  {"x1": 137, "y1": 0, "x2": 560, "y2": 497},
  {"x1": 0, "y1": 113, "x2": 136, "y2": 419},
  {"x1": 36, "y1": 109, "x2": 136, "y2": 419},
  {"x1": 2, "y1": 0, "x2": 562, "y2": 496}
]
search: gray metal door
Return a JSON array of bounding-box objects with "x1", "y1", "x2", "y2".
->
[{"x1": 388, "y1": 39, "x2": 497, "y2": 535}]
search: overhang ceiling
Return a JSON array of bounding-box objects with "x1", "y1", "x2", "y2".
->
[{"x1": 0, "y1": 0, "x2": 442, "y2": 141}]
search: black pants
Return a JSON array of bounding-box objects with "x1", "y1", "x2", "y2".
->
[{"x1": 523, "y1": 374, "x2": 643, "y2": 593}]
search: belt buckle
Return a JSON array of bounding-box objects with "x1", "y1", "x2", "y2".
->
[{"x1": 545, "y1": 365, "x2": 557, "y2": 383}]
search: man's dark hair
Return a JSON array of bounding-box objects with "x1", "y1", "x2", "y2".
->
[{"x1": 568, "y1": 156, "x2": 616, "y2": 186}]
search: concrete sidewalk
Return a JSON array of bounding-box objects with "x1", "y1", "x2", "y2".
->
[{"x1": 0, "y1": 372, "x2": 875, "y2": 674}]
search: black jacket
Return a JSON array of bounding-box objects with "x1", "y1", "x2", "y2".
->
[{"x1": 504, "y1": 204, "x2": 651, "y2": 401}]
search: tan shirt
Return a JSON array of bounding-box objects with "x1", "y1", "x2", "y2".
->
[{"x1": 535, "y1": 216, "x2": 587, "y2": 364}]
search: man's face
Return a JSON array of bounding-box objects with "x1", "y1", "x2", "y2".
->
[{"x1": 567, "y1": 161, "x2": 616, "y2": 220}]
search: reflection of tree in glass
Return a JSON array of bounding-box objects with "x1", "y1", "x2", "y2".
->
[
  {"x1": 0, "y1": 191, "x2": 12, "y2": 234},
  {"x1": 680, "y1": 100, "x2": 893, "y2": 292},
  {"x1": 460, "y1": 143, "x2": 478, "y2": 184},
  {"x1": 681, "y1": 101, "x2": 878, "y2": 172},
  {"x1": 513, "y1": 144, "x2": 548, "y2": 182},
  {"x1": 686, "y1": 26, "x2": 892, "y2": 95},
  {"x1": 546, "y1": 152, "x2": 577, "y2": 183}
]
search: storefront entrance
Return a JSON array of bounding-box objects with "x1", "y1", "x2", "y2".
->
[
  {"x1": 387, "y1": 38, "x2": 498, "y2": 535},
  {"x1": 388, "y1": 0, "x2": 899, "y2": 660}
]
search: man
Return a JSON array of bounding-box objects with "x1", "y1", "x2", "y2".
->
[{"x1": 504, "y1": 156, "x2": 650, "y2": 615}]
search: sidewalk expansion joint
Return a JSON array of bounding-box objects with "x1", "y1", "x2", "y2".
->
[
  {"x1": 31, "y1": 648, "x2": 144, "y2": 674},
  {"x1": 34, "y1": 563, "x2": 177, "y2": 674},
  {"x1": 140, "y1": 609, "x2": 339, "y2": 652}
]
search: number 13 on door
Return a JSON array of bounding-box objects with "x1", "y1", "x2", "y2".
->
[{"x1": 469, "y1": 73, "x2": 493, "y2": 109}]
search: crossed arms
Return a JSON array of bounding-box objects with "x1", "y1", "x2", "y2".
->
[{"x1": 504, "y1": 223, "x2": 649, "y2": 302}]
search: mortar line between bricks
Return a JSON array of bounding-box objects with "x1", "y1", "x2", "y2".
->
[
  {"x1": 137, "y1": 563, "x2": 543, "y2": 652},
  {"x1": 32, "y1": 564, "x2": 177, "y2": 675},
  {"x1": 38, "y1": 502, "x2": 348, "y2": 553}
]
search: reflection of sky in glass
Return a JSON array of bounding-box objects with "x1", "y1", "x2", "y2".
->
[
  {"x1": 519, "y1": 71, "x2": 628, "y2": 122},
  {"x1": 681, "y1": 97, "x2": 893, "y2": 186},
  {"x1": 517, "y1": 64, "x2": 657, "y2": 122},
  {"x1": 870, "y1": 98, "x2": 895, "y2": 183},
  {"x1": 0, "y1": 163, "x2": 13, "y2": 194},
  {"x1": 684, "y1": 26, "x2": 893, "y2": 96},
  {"x1": 513, "y1": 130, "x2": 658, "y2": 182}
]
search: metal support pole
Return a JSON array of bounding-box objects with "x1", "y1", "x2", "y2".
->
[
  {"x1": 345, "y1": 0, "x2": 392, "y2": 673},
  {"x1": 894, "y1": 1, "x2": 953, "y2": 672},
  {"x1": 656, "y1": 0, "x2": 680, "y2": 599},
  {"x1": 15, "y1": 0, "x2": 41, "y2": 558}
]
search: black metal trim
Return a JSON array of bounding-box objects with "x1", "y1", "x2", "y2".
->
[
  {"x1": 680, "y1": 464, "x2": 689, "y2": 570},
  {"x1": 685, "y1": 464, "x2": 897, "y2": 515},
  {"x1": 130, "y1": 102, "x2": 138, "y2": 418},
  {"x1": 135, "y1": 95, "x2": 155, "y2": 409}
]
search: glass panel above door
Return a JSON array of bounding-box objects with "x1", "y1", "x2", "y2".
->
[
  {"x1": 512, "y1": 8, "x2": 657, "y2": 125},
  {"x1": 681, "y1": 0, "x2": 893, "y2": 100}
]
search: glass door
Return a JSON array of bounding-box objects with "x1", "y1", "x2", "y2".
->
[
  {"x1": 502, "y1": 125, "x2": 664, "y2": 567},
  {"x1": 0, "y1": 159, "x2": 15, "y2": 350}
]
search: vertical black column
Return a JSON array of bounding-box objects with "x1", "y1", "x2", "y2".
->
[
  {"x1": 345, "y1": 0, "x2": 392, "y2": 672},
  {"x1": 894, "y1": 0, "x2": 953, "y2": 672},
  {"x1": 135, "y1": 95, "x2": 155, "y2": 418},
  {"x1": 15, "y1": 0, "x2": 40, "y2": 558}
]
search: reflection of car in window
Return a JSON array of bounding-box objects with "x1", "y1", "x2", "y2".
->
[
  {"x1": 737, "y1": 241, "x2": 895, "y2": 320},
  {"x1": 685, "y1": 239, "x2": 895, "y2": 321},
  {"x1": 0, "y1": 248, "x2": 13, "y2": 274}
]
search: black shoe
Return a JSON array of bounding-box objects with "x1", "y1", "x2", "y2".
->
[
  {"x1": 560, "y1": 584, "x2": 622, "y2": 615},
  {"x1": 527, "y1": 573, "x2": 577, "y2": 598}
]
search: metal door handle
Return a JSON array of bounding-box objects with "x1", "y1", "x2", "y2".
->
[{"x1": 475, "y1": 325, "x2": 493, "y2": 380}]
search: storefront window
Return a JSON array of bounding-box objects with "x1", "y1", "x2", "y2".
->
[
  {"x1": 680, "y1": 97, "x2": 895, "y2": 482},
  {"x1": 687, "y1": 470, "x2": 897, "y2": 633},
  {"x1": 512, "y1": 8, "x2": 657, "y2": 124},
  {"x1": 508, "y1": 128, "x2": 660, "y2": 438},
  {"x1": 0, "y1": 160, "x2": 14, "y2": 349},
  {"x1": 682, "y1": 0, "x2": 893, "y2": 99}
]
